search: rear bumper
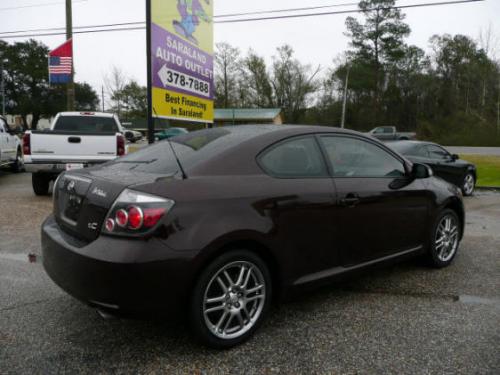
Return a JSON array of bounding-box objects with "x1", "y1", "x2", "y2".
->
[
  {"x1": 41, "y1": 215, "x2": 196, "y2": 316},
  {"x1": 25, "y1": 163, "x2": 65, "y2": 174},
  {"x1": 25, "y1": 161, "x2": 111, "y2": 174}
]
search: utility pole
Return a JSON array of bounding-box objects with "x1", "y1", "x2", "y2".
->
[
  {"x1": 101, "y1": 86, "x2": 105, "y2": 112},
  {"x1": 341, "y1": 65, "x2": 350, "y2": 129},
  {"x1": 0, "y1": 56, "x2": 5, "y2": 116},
  {"x1": 66, "y1": 0, "x2": 75, "y2": 111}
]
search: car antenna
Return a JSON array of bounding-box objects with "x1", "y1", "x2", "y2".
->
[{"x1": 152, "y1": 107, "x2": 187, "y2": 180}]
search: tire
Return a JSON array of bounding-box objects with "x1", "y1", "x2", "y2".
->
[
  {"x1": 426, "y1": 209, "x2": 461, "y2": 268},
  {"x1": 461, "y1": 173, "x2": 475, "y2": 196},
  {"x1": 10, "y1": 149, "x2": 24, "y2": 173},
  {"x1": 189, "y1": 250, "x2": 272, "y2": 349},
  {"x1": 32, "y1": 173, "x2": 50, "y2": 196}
]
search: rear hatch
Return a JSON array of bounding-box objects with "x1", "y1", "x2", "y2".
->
[
  {"x1": 53, "y1": 141, "x2": 186, "y2": 242},
  {"x1": 54, "y1": 172, "x2": 129, "y2": 242}
]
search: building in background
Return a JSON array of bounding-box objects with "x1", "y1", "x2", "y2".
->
[
  {"x1": 125, "y1": 108, "x2": 284, "y2": 137},
  {"x1": 214, "y1": 108, "x2": 283, "y2": 126}
]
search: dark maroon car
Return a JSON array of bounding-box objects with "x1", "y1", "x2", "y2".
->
[{"x1": 42, "y1": 125, "x2": 464, "y2": 348}]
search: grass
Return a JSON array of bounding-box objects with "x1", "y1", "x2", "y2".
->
[{"x1": 460, "y1": 154, "x2": 500, "y2": 187}]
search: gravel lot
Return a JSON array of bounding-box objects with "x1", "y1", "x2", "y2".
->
[{"x1": 0, "y1": 171, "x2": 499, "y2": 374}]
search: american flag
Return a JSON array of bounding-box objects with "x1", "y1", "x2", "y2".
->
[
  {"x1": 49, "y1": 56, "x2": 72, "y2": 74},
  {"x1": 49, "y1": 39, "x2": 73, "y2": 84}
]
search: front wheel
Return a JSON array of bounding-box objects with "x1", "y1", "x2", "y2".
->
[
  {"x1": 427, "y1": 209, "x2": 461, "y2": 268},
  {"x1": 189, "y1": 250, "x2": 272, "y2": 349},
  {"x1": 461, "y1": 173, "x2": 475, "y2": 196},
  {"x1": 11, "y1": 149, "x2": 24, "y2": 173}
]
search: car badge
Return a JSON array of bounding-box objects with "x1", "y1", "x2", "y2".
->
[{"x1": 91, "y1": 187, "x2": 107, "y2": 198}]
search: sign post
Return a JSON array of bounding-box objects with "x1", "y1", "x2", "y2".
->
[
  {"x1": 147, "y1": 0, "x2": 214, "y2": 143},
  {"x1": 146, "y1": 0, "x2": 154, "y2": 144}
]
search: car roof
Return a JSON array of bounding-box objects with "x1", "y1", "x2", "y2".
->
[
  {"x1": 389, "y1": 140, "x2": 441, "y2": 147},
  {"x1": 207, "y1": 124, "x2": 361, "y2": 137},
  {"x1": 172, "y1": 124, "x2": 397, "y2": 176},
  {"x1": 58, "y1": 111, "x2": 116, "y2": 118}
]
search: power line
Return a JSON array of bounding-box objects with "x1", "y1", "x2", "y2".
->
[
  {"x1": 0, "y1": 0, "x2": 484, "y2": 39},
  {"x1": 216, "y1": 0, "x2": 484, "y2": 24},
  {"x1": 0, "y1": 21, "x2": 144, "y2": 35},
  {"x1": 0, "y1": 0, "x2": 87, "y2": 12},
  {"x1": 0, "y1": 1, "x2": 363, "y2": 35},
  {"x1": 215, "y1": 2, "x2": 361, "y2": 18}
]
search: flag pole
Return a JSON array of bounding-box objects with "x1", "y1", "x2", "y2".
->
[{"x1": 66, "y1": 0, "x2": 75, "y2": 111}]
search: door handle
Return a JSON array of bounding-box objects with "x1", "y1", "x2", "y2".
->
[
  {"x1": 340, "y1": 193, "x2": 360, "y2": 207},
  {"x1": 68, "y1": 137, "x2": 81, "y2": 143}
]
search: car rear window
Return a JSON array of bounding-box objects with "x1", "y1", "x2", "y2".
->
[
  {"x1": 53, "y1": 116, "x2": 119, "y2": 133},
  {"x1": 388, "y1": 142, "x2": 416, "y2": 155},
  {"x1": 108, "y1": 128, "x2": 236, "y2": 174}
]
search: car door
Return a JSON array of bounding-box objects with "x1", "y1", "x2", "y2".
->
[
  {"x1": 319, "y1": 134, "x2": 429, "y2": 266},
  {"x1": 258, "y1": 135, "x2": 340, "y2": 277},
  {"x1": 0, "y1": 119, "x2": 9, "y2": 162}
]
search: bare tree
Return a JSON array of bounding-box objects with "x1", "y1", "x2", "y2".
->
[
  {"x1": 215, "y1": 42, "x2": 241, "y2": 108},
  {"x1": 478, "y1": 24, "x2": 499, "y2": 60},
  {"x1": 104, "y1": 66, "x2": 127, "y2": 116},
  {"x1": 271, "y1": 45, "x2": 321, "y2": 123}
]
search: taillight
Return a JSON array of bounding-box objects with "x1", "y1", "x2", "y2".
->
[
  {"x1": 115, "y1": 209, "x2": 129, "y2": 227},
  {"x1": 117, "y1": 134, "x2": 125, "y2": 156},
  {"x1": 23, "y1": 133, "x2": 31, "y2": 155},
  {"x1": 127, "y1": 206, "x2": 143, "y2": 229},
  {"x1": 102, "y1": 189, "x2": 174, "y2": 236}
]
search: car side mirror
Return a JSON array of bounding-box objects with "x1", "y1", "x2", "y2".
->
[
  {"x1": 412, "y1": 163, "x2": 433, "y2": 179},
  {"x1": 451, "y1": 154, "x2": 459, "y2": 161}
]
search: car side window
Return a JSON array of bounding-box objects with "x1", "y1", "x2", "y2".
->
[
  {"x1": 320, "y1": 136, "x2": 406, "y2": 178},
  {"x1": 383, "y1": 127, "x2": 393, "y2": 134},
  {"x1": 427, "y1": 145, "x2": 450, "y2": 160},
  {"x1": 415, "y1": 146, "x2": 429, "y2": 158},
  {"x1": 259, "y1": 136, "x2": 327, "y2": 178}
]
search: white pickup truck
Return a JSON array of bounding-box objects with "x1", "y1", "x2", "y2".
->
[
  {"x1": 24, "y1": 112, "x2": 127, "y2": 195},
  {"x1": 0, "y1": 116, "x2": 23, "y2": 172}
]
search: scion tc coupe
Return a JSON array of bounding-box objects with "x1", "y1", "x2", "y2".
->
[{"x1": 42, "y1": 125, "x2": 465, "y2": 348}]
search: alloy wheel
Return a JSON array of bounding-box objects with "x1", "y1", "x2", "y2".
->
[
  {"x1": 203, "y1": 261, "x2": 266, "y2": 340},
  {"x1": 435, "y1": 214, "x2": 459, "y2": 262},
  {"x1": 463, "y1": 174, "x2": 475, "y2": 196}
]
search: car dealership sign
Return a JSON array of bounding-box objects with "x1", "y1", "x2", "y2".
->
[{"x1": 150, "y1": 0, "x2": 214, "y2": 123}]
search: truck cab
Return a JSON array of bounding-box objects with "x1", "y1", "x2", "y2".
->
[
  {"x1": 369, "y1": 126, "x2": 397, "y2": 140},
  {"x1": 368, "y1": 126, "x2": 416, "y2": 141}
]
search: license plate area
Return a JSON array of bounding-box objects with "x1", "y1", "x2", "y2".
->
[
  {"x1": 66, "y1": 163, "x2": 85, "y2": 171},
  {"x1": 55, "y1": 175, "x2": 93, "y2": 227},
  {"x1": 63, "y1": 193, "x2": 84, "y2": 224}
]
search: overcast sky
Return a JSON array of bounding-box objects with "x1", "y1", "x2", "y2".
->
[{"x1": 1, "y1": 0, "x2": 499, "y2": 101}]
